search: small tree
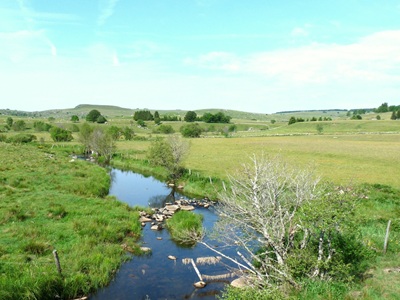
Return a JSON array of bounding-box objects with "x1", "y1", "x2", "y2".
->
[
  {"x1": 147, "y1": 135, "x2": 189, "y2": 180},
  {"x1": 90, "y1": 128, "x2": 116, "y2": 164},
  {"x1": 70, "y1": 115, "x2": 79, "y2": 122},
  {"x1": 184, "y1": 111, "x2": 197, "y2": 122},
  {"x1": 86, "y1": 110, "x2": 101, "y2": 122},
  {"x1": 108, "y1": 126, "x2": 121, "y2": 140},
  {"x1": 154, "y1": 111, "x2": 161, "y2": 124},
  {"x1": 391, "y1": 111, "x2": 397, "y2": 120},
  {"x1": 6, "y1": 117, "x2": 13, "y2": 127},
  {"x1": 78, "y1": 123, "x2": 94, "y2": 154},
  {"x1": 288, "y1": 116, "x2": 296, "y2": 125},
  {"x1": 147, "y1": 138, "x2": 174, "y2": 170}
]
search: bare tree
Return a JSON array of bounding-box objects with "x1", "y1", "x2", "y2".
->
[
  {"x1": 167, "y1": 135, "x2": 190, "y2": 170},
  {"x1": 175, "y1": 155, "x2": 365, "y2": 292},
  {"x1": 174, "y1": 155, "x2": 320, "y2": 288},
  {"x1": 213, "y1": 155, "x2": 319, "y2": 286}
]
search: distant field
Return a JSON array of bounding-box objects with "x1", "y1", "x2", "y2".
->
[{"x1": 183, "y1": 134, "x2": 400, "y2": 188}]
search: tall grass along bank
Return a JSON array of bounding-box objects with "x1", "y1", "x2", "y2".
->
[{"x1": 0, "y1": 143, "x2": 142, "y2": 300}]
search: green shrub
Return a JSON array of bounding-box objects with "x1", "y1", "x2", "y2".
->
[
  {"x1": 180, "y1": 123, "x2": 202, "y2": 137},
  {"x1": 50, "y1": 127, "x2": 73, "y2": 142},
  {"x1": 154, "y1": 124, "x2": 175, "y2": 134},
  {"x1": 12, "y1": 120, "x2": 26, "y2": 131},
  {"x1": 33, "y1": 121, "x2": 52, "y2": 132},
  {"x1": 6, "y1": 133, "x2": 37, "y2": 144}
]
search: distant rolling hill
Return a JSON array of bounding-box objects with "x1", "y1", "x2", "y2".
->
[
  {"x1": 0, "y1": 104, "x2": 272, "y2": 121},
  {"x1": 0, "y1": 104, "x2": 375, "y2": 122}
]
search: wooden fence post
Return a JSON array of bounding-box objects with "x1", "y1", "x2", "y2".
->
[
  {"x1": 53, "y1": 249, "x2": 62, "y2": 275},
  {"x1": 383, "y1": 220, "x2": 391, "y2": 254}
]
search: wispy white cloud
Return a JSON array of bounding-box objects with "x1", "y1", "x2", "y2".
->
[
  {"x1": 186, "y1": 30, "x2": 400, "y2": 85},
  {"x1": 0, "y1": 30, "x2": 57, "y2": 62},
  {"x1": 98, "y1": 0, "x2": 119, "y2": 26}
]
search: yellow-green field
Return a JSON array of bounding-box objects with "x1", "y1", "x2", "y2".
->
[
  {"x1": 115, "y1": 133, "x2": 400, "y2": 189},
  {"x1": 183, "y1": 134, "x2": 400, "y2": 188}
]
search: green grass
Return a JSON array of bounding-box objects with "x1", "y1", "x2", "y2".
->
[
  {"x1": 184, "y1": 134, "x2": 400, "y2": 189},
  {"x1": 0, "y1": 143, "x2": 142, "y2": 299},
  {"x1": 166, "y1": 210, "x2": 203, "y2": 246}
]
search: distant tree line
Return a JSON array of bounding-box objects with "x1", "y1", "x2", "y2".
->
[
  {"x1": 184, "y1": 111, "x2": 231, "y2": 123},
  {"x1": 374, "y1": 102, "x2": 400, "y2": 113},
  {"x1": 288, "y1": 116, "x2": 332, "y2": 125},
  {"x1": 374, "y1": 102, "x2": 400, "y2": 120}
]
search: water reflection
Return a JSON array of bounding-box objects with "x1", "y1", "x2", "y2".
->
[
  {"x1": 108, "y1": 169, "x2": 184, "y2": 207},
  {"x1": 90, "y1": 169, "x2": 237, "y2": 300},
  {"x1": 148, "y1": 189, "x2": 177, "y2": 208}
]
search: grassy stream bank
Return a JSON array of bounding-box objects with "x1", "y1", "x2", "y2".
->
[{"x1": 0, "y1": 143, "x2": 142, "y2": 299}]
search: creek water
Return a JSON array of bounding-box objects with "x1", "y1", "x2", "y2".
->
[{"x1": 90, "y1": 169, "x2": 238, "y2": 300}]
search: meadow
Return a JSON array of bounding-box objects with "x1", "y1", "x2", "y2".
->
[{"x1": 1, "y1": 106, "x2": 400, "y2": 299}]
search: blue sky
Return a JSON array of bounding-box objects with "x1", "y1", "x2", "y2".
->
[{"x1": 1, "y1": 0, "x2": 400, "y2": 113}]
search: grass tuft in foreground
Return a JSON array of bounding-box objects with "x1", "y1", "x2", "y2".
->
[{"x1": 166, "y1": 210, "x2": 203, "y2": 246}]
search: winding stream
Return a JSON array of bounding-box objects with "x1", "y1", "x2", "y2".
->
[{"x1": 90, "y1": 169, "x2": 237, "y2": 300}]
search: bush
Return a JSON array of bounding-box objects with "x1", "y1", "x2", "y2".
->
[
  {"x1": 96, "y1": 115, "x2": 107, "y2": 124},
  {"x1": 33, "y1": 121, "x2": 52, "y2": 132},
  {"x1": 180, "y1": 123, "x2": 202, "y2": 137},
  {"x1": 6, "y1": 134, "x2": 37, "y2": 144},
  {"x1": 122, "y1": 127, "x2": 134, "y2": 140},
  {"x1": 12, "y1": 120, "x2": 26, "y2": 131},
  {"x1": 71, "y1": 115, "x2": 79, "y2": 122},
  {"x1": 153, "y1": 124, "x2": 175, "y2": 134},
  {"x1": 70, "y1": 124, "x2": 80, "y2": 132},
  {"x1": 50, "y1": 127, "x2": 73, "y2": 142}
]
